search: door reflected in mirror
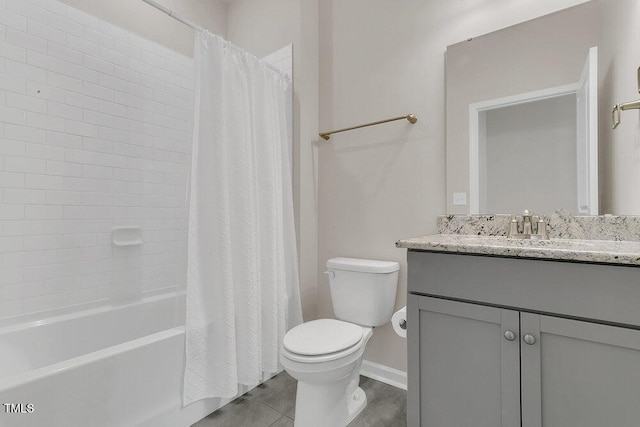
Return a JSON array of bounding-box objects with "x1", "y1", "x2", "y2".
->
[
  {"x1": 477, "y1": 93, "x2": 577, "y2": 214},
  {"x1": 470, "y1": 48, "x2": 598, "y2": 215}
]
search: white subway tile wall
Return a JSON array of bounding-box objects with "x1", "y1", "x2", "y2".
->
[{"x1": 0, "y1": 0, "x2": 194, "y2": 320}]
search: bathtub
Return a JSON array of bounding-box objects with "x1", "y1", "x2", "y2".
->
[{"x1": 0, "y1": 293, "x2": 242, "y2": 427}]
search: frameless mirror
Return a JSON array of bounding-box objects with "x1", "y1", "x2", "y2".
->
[{"x1": 445, "y1": 0, "x2": 640, "y2": 215}]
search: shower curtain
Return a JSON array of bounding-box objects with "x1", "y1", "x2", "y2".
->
[{"x1": 183, "y1": 31, "x2": 303, "y2": 405}]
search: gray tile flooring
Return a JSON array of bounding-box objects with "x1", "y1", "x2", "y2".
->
[{"x1": 192, "y1": 372, "x2": 407, "y2": 427}]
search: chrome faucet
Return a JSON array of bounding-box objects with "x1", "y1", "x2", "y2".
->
[{"x1": 508, "y1": 209, "x2": 549, "y2": 240}]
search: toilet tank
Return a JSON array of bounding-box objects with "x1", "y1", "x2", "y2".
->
[{"x1": 326, "y1": 257, "x2": 400, "y2": 327}]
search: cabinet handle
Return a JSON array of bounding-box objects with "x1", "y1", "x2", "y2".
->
[
  {"x1": 504, "y1": 330, "x2": 516, "y2": 341},
  {"x1": 523, "y1": 334, "x2": 536, "y2": 345}
]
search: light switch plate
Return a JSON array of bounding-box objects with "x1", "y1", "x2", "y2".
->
[{"x1": 453, "y1": 192, "x2": 467, "y2": 205}]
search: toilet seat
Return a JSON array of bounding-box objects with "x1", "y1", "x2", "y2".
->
[{"x1": 282, "y1": 319, "x2": 365, "y2": 363}]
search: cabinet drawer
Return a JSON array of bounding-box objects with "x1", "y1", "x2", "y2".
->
[{"x1": 408, "y1": 250, "x2": 640, "y2": 327}]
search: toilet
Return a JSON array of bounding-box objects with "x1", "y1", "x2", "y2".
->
[{"x1": 280, "y1": 257, "x2": 400, "y2": 427}]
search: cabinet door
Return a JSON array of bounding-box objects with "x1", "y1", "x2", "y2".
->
[
  {"x1": 521, "y1": 312, "x2": 640, "y2": 427},
  {"x1": 408, "y1": 296, "x2": 520, "y2": 427}
]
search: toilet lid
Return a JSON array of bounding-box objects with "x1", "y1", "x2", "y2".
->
[{"x1": 283, "y1": 319, "x2": 363, "y2": 356}]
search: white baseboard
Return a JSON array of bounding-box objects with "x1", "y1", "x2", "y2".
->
[{"x1": 360, "y1": 360, "x2": 407, "y2": 391}]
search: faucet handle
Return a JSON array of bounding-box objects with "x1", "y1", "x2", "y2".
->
[
  {"x1": 537, "y1": 216, "x2": 549, "y2": 240},
  {"x1": 522, "y1": 209, "x2": 533, "y2": 234},
  {"x1": 508, "y1": 215, "x2": 519, "y2": 237}
]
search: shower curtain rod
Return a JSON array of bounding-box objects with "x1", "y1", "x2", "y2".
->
[
  {"x1": 141, "y1": 0, "x2": 205, "y2": 33},
  {"x1": 141, "y1": 0, "x2": 291, "y2": 86}
]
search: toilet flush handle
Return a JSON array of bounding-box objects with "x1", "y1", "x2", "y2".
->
[{"x1": 323, "y1": 270, "x2": 335, "y2": 279}]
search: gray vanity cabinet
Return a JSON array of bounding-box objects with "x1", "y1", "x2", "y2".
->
[
  {"x1": 408, "y1": 296, "x2": 520, "y2": 427},
  {"x1": 520, "y1": 312, "x2": 640, "y2": 427},
  {"x1": 407, "y1": 251, "x2": 640, "y2": 427}
]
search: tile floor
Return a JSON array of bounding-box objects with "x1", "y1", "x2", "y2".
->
[{"x1": 192, "y1": 372, "x2": 407, "y2": 427}]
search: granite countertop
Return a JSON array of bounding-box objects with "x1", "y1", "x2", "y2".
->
[{"x1": 396, "y1": 234, "x2": 640, "y2": 266}]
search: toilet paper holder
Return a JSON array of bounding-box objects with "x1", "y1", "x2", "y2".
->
[{"x1": 392, "y1": 306, "x2": 407, "y2": 338}]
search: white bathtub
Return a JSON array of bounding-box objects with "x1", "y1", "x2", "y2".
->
[{"x1": 0, "y1": 293, "x2": 237, "y2": 427}]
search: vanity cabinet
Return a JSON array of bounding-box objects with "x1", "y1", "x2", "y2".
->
[
  {"x1": 410, "y1": 296, "x2": 519, "y2": 426},
  {"x1": 407, "y1": 251, "x2": 640, "y2": 427}
]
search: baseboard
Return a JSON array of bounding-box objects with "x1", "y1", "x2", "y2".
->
[{"x1": 360, "y1": 360, "x2": 407, "y2": 391}]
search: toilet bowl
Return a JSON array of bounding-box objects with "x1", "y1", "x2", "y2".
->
[
  {"x1": 280, "y1": 258, "x2": 399, "y2": 427},
  {"x1": 281, "y1": 319, "x2": 373, "y2": 426}
]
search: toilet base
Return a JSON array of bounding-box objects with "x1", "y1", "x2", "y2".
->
[
  {"x1": 346, "y1": 387, "x2": 367, "y2": 424},
  {"x1": 293, "y1": 383, "x2": 367, "y2": 427}
]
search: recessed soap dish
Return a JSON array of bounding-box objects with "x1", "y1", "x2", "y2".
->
[{"x1": 112, "y1": 226, "x2": 143, "y2": 246}]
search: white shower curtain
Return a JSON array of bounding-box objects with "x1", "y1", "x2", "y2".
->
[{"x1": 183, "y1": 31, "x2": 303, "y2": 405}]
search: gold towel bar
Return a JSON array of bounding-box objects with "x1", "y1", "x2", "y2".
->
[
  {"x1": 612, "y1": 100, "x2": 640, "y2": 129},
  {"x1": 613, "y1": 67, "x2": 640, "y2": 129},
  {"x1": 319, "y1": 114, "x2": 417, "y2": 141}
]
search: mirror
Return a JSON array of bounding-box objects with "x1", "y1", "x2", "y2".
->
[
  {"x1": 469, "y1": 50, "x2": 597, "y2": 215},
  {"x1": 445, "y1": 0, "x2": 640, "y2": 215}
]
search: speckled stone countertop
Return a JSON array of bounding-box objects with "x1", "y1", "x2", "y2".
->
[
  {"x1": 396, "y1": 210, "x2": 640, "y2": 266},
  {"x1": 396, "y1": 234, "x2": 640, "y2": 266}
]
